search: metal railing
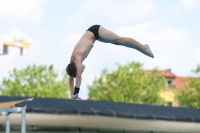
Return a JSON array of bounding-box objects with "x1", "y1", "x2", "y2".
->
[{"x1": 0, "y1": 98, "x2": 33, "y2": 133}]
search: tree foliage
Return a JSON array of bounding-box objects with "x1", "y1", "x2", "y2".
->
[
  {"x1": 177, "y1": 64, "x2": 200, "y2": 108},
  {"x1": 88, "y1": 61, "x2": 166, "y2": 105},
  {"x1": 0, "y1": 64, "x2": 69, "y2": 98}
]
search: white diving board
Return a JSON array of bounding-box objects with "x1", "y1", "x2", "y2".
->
[{"x1": 0, "y1": 98, "x2": 33, "y2": 133}]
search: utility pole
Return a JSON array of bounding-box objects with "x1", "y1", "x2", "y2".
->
[{"x1": 0, "y1": 40, "x2": 31, "y2": 56}]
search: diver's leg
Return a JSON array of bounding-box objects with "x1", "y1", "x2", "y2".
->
[{"x1": 98, "y1": 26, "x2": 154, "y2": 58}]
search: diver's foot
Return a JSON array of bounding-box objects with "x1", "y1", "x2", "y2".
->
[{"x1": 143, "y1": 44, "x2": 154, "y2": 58}]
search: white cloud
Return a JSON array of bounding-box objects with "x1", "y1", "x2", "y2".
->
[
  {"x1": 87, "y1": 0, "x2": 156, "y2": 21},
  {"x1": 194, "y1": 48, "x2": 200, "y2": 56},
  {"x1": 65, "y1": 0, "x2": 157, "y2": 30},
  {"x1": 0, "y1": 0, "x2": 46, "y2": 23},
  {"x1": 144, "y1": 55, "x2": 171, "y2": 69},
  {"x1": 180, "y1": 0, "x2": 200, "y2": 9},
  {"x1": 1, "y1": 29, "x2": 32, "y2": 41},
  {"x1": 62, "y1": 33, "x2": 82, "y2": 51}
]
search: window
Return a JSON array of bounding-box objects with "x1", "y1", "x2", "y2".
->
[
  {"x1": 165, "y1": 78, "x2": 173, "y2": 88},
  {"x1": 167, "y1": 80, "x2": 172, "y2": 85}
]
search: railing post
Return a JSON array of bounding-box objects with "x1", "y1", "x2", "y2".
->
[
  {"x1": 6, "y1": 113, "x2": 10, "y2": 133},
  {"x1": 21, "y1": 106, "x2": 26, "y2": 133}
]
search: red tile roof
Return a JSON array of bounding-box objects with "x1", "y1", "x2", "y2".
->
[
  {"x1": 147, "y1": 69, "x2": 188, "y2": 88},
  {"x1": 162, "y1": 69, "x2": 176, "y2": 78},
  {"x1": 173, "y1": 77, "x2": 188, "y2": 88}
]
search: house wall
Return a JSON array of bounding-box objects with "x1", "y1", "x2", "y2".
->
[{"x1": 160, "y1": 89, "x2": 179, "y2": 107}]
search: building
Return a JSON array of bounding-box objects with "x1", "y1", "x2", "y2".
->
[
  {"x1": 0, "y1": 96, "x2": 200, "y2": 133},
  {"x1": 159, "y1": 69, "x2": 188, "y2": 107}
]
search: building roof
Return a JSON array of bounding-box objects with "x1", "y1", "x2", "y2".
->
[
  {"x1": 159, "y1": 69, "x2": 190, "y2": 88},
  {"x1": 145, "y1": 69, "x2": 188, "y2": 88},
  {"x1": 162, "y1": 69, "x2": 176, "y2": 78},
  {"x1": 173, "y1": 77, "x2": 188, "y2": 88},
  {"x1": 145, "y1": 69, "x2": 177, "y2": 79},
  {"x1": 0, "y1": 95, "x2": 200, "y2": 123}
]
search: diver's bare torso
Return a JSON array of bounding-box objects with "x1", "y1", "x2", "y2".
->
[{"x1": 70, "y1": 31, "x2": 96, "y2": 63}]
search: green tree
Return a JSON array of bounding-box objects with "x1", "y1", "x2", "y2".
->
[
  {"x1": 88, "y1": 61, "x2": 166, "y2": 105},
  {"x1": 0, "y1": 64, "x2": 69, "y2": 98},
  {"x1": 177, "y1": 64, "x2": 200, "y2": 108}
]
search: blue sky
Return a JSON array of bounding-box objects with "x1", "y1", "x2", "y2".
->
[{"x1": 0, "y1": 0, "x2": 200, "y2": 99}]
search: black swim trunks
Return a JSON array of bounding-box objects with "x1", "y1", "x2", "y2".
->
[{"x1": 86, "y1": 25, "x2": 100, "y2": 40}]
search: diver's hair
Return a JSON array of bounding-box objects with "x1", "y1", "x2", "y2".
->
[{"x1": 66, "y1": 62, "x2": 77, "y2": 78}]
